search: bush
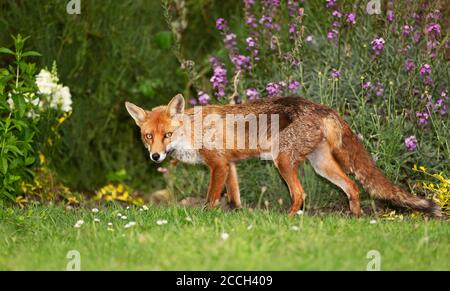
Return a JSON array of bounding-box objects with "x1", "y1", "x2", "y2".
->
[{"x1": 0, "y1": 35, "x2": 70, "y2": 200}]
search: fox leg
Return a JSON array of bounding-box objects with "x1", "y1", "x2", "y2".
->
[
  {"x1": 274, "y1": 153, "x2": 305, "y2": 217},
  {"x1": 307, "y1": 142, "x2": 361, "y2": 217},
  {"x1": 225, "y1": 162, "x2": 242, "y2": 209},
  {"x1": 206, "y1": 162, "x2": 229, "y2": 208}
]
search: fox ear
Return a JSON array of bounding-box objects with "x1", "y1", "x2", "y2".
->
[
  {"x1": 167, "y1": 94, "x2": 185, "y2": 117},
  {"x1": 125, "y1": 102, "x2": 146, "y2": 126}
]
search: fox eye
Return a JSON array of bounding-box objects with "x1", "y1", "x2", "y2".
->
[
  {"x1": 145, "y1": 133, "x2": 153, "y2": 140},
  {"x1": 164, "y1": 132, "x2": 173, "y2": 139}
]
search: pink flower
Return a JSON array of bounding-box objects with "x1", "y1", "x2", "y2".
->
[
  {"x1": 288, "y1": 80, "x2": 300, "y2": 93},
  {"x1": 346, "y1": 12, "x2": 356, "y2": 25},
  {"x1": 386, "y1": 10, "x2": 395, "y2": 23},
  {"x1": 330, "y1": 69, "x2": 340, "y2": 80},
  {"x1": 216, "y1": 18, "x2": 228, "y2": 31},
  {"x1": 246, "y1": 88, "x2": 260, "y2": 100},
  {"x1": 198, "y1": 91, "x2": 211, "y2": 105},
  {"x1": 404, "y1": 136, "x2": 418, "y2": 151},
  {"x1": 371, "y1": 37, "x2": 385, "y2": 55},
  {"x1": 266, "y1": 83, "x2": 281, "y2": 97},
  {"x1": 404, "y1": 59, "x2": 415, "y2": 73},
  {"x1": 419, "y1": 64, "x2": 432, "y2": 77}
]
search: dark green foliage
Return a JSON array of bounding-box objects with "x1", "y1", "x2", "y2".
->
[{"x1": 0, "y1": 0, "x2": 238, "y2": 191}]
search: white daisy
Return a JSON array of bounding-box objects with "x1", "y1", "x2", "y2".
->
[
  {"x1": 156, "y1": 219, "x2": 168, "y2": 225},
  {"x1": 221, "y1": 232, "x2": 229, "y2": 241}
]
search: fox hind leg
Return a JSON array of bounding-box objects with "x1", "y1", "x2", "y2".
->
[
  {"x1": 225, "y1": 162, "x2": 242, "y2": 209},
  {"x1": 307, "y1": 142, "x2": 361, "y2": 217},
  {"x1": 274, "y1": 153, "x2": 305, "y2": 217}
]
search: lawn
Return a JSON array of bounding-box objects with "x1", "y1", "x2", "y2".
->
[{"x1": 0, "y1": 205, "x2": 448, "y2": 270}]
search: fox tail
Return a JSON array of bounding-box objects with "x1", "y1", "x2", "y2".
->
[{"x1": 330, "y1": 118, "x2": 442, "y2": 217}]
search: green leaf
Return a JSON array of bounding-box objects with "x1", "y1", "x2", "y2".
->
[
  {"x1": 154, "y1": 31, "x2": 173, "y2": 50},
  {"x1": 0, "y1": 47, "x2": 15, "y2": 55},
  {"x1": 25, "y1": 156, "x2": 35, "y2": 165},
  {"x1": 12, "y1": 94, "x2": 26, "y2": 117},
  {"x1": 22, "y1": 51, "x2": 41, "y2": 57},
  {"x1": 0, "y1": 156, "x2": 8, "y2": 174}
]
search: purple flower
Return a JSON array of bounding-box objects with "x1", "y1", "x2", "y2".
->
[
  {"x1": 416, "y1": 111, "x2": 430, "y2": 125},
  {"x1": 330, "y1": 69, "x2": 340, "y2": 80},
  {"x1": 262, "y1": 0, "x2": 280, "y2": 9},
  {"x1": 216, "y1": 18, "x2": 228, "y2": 31},
  {"x1": 346, "y1": 12, "x2": 356, "y2": 25},
  {"x1": 224, "y1": 33, "x2": 237, "y2": 50},
  {"x1": 404, "y1": 59, "x2": 415, "y2": 73},
  {"x1": 197, "y1": 91, "x2": 211, "y2": 105},
  {"x1": 327, "y1": 30, "x2": 338, "y2": 41},
  {"x1": 371, "y1": 37, "x2": 385, "y2": 56},
  {"x1": 332, "y1": 10, "x2": 342, "y2": 18},
  {"x1": 426, "y1": 23, "x2": 441, "y2": 37},
  {"x1": 435, "y1": 98, "x2": 448, "y2": 115},
  {"x1": 259, "y1": 15, "x2": 274, "y2": 30},
  {"x1": 374, "y1": 82, "x2": 384, "y2": 97},
  {"x1": 404, "y1": 136, "x2": 418, "y2": 151},
  {"x1": 326, "y1": 0, "x2": 336, "y2": 8},
  {"x1": 189, "y1": 98, "x2": 198, "y2": 106},
  {"x1": 386, "y1": 10, "x2": 395, "y2": 23},
  {"x1": 413, "y1": 31, "x2": 421, "y2": 43},
  {"x1": 288, "y1": 80, "x2": 300, "y2": 93},
  {"x1": 210, "y1": 57, "x2": 228, "y2": 97},
  {"x1": 245, "y1": 13, "x2": 258, "y2": 28},
  {"x1": 402, "y1": 25, "x2": 412, "y2": 37},
  {"x1": 245, "y1": 88, "x2": 260, "y2": 100},
  {"x1": 246, "y1": 37, "x2": 256, "y2": 48},
  {"x1": 416, "y1": 111, "x2": 429, "y2": 125},
  {"x1": 231, "y1": 54, "x2": 251, "y2": 71},
  {"x1": 419, "y1": 64, "x2": 432, "y2": 77},
  {"x1": 362, "y1": 81, "x2": 372, "y2": 90},
  {"x1": 332, "y1": 21, "x2": 340, "y2": 28},
  {"x1": 244, "y1": 0, "x2": 255, "y2": 6},
  {"x1": 266, "y1": 83, "x2": 281, "y2": 97}
]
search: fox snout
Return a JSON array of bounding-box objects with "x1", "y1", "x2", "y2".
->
[{"x1": 150, "y1": 151, "x2": 166, "y2": 163}]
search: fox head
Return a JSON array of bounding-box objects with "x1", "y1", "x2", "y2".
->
[{"x1": 125, "y1": 94, "x2": 185, "y2": 163}]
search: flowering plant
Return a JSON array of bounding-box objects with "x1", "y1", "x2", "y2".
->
[{"x1": 0, "y1": 35, "x2": 72, "y2": 201}]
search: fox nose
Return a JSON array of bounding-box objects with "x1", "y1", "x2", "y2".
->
[{"x1": 151, "y1": 153, "x2": 160, "y2": 161}]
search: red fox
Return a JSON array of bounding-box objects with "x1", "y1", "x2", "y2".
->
[{"x1": 125, "y1": 94, "x2": 441, "y2": 217}]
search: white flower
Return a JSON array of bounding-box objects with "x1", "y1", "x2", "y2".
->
[
  {"x1": 156, "y1": 219, "x2": 168, "y2": 225},
  {"x1": 121, "y1": 216, "x2": 128, "y2": 220},
  {"x1": 74, "y1": 220, "x2": 84, "y2": 228},
  {"x1": 291, "y1": 226, "x2": 300, "y2": 231},
  {"x1": 220, "y1": 232, "x2": 229, "y2": 241},
  {"x1": 142, "y1": 205, "x2": 149, "y2": 211},
  {"x1": 93, "y1": 218, "x2": 100, "y2": 223},
  {"x1": 107, "y1": 222, "x2": 113, "y2": 226},
  {"x1": 124, "y1": 221, "x2": 136, "y2": 229},
  {"x1": 296, "y1": 210, "x2": 304, "y2": 216},
  {"x1": 370, "y1": 220, "x2": 377, "y2": 224},
  {"x1": 91, "y1": 208, "x2": 99, "y2": 213},
  {"x1": 185, "y1": 217, "x2": 192, "y2": 222},
  {"x1": 247, "y1": 224, "x2": 253, "y2": 230},
  {"x1": 51, "y1": 85, "x2": 72, "y2": 112},
  {"x1": 36, "y1": 69, "x2": 57, "y2": 95},
  {"x1": 126, "y1": 206, "x2": 130, "y2": 210},
  {"x1": 117, "y1": 213, "x2": 122, "y2": 217}
]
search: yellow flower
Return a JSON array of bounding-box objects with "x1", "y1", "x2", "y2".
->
[
  {"x1": 39, "y1": 152, "x2": 46, "y2": 165},
  {"x1": 15, "y1": 196, "x2": 28, "y2": 208}
]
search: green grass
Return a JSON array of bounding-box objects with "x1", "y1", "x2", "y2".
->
[{"x1": 0, "y1": 204, "x2": 448, "y2": 270}]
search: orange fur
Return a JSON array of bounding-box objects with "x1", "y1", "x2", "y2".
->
[{"x1": 125, "y1": 95, "x2": 442, "y2": 217}]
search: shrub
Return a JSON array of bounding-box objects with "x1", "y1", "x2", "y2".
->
[{"x1": 0, "y1": 35, "x2": 71, "y2": 201}]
